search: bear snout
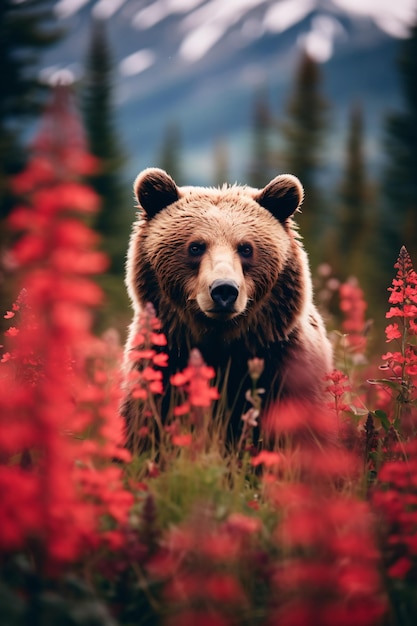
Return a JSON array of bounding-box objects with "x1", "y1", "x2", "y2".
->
[{"x1": 209, "y1": 279, "x2": 239, "y2": 311}]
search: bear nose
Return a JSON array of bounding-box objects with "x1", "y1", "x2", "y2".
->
[{"x1": 210, "y1": 279, "x2": 239, "y2": 310}]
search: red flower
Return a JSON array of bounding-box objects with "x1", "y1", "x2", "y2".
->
[
  {"x1": 388, "y1": 556, "x2": 412, "y2": 579},
  {"x1": 171, "y1": 371, "x2": 189, "y2": 386},
  {"x1": 385, "y1": 323, "x2": 401, "y2": 341},
  {"x1": 151, "y1": 332, "x2": 167, "y2": 346},
  {"x1": 0, "y1": 84, "x2": 133, "y2": 570},
  {"x1": 172, "y1": 433, "x2": 192, "y2": 447},
  {"x1": 251, "y1": 450, "x2": 281, "y2": 468},
  {"x1": 153, "y1": 352, "x2": 169, "y2": 367},
  {"x1": 171, "y1": 349, "x2": 219, "y2": 409},
  {"x1": 339, "y1": 278, "x2": 368, "y2": 354},
  {"x1": 173, "y1": 402, "x2": 191, "y2": 416},
  {"x1": 4, "y1": 326, "x2": 19, "y2": 337},
  {"x1": 132, "y1": 387, "x2": 148, "y2": 400},
  {"x1": 226, "y1": 512, "x2": 262, "y2": 534}
]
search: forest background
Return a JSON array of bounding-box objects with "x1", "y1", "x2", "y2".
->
[{"x1": 1, "y1": 0, "x2": 417, "y2": 347}]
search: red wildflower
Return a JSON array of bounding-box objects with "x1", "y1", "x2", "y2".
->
[
  {"x1": 251, "y1": 450, "x2": 281, "y2": 468},
  {"x1": 170, "y1": 371, "x2": 189, "y2": 386},
  {"x1": 123, "y1": 302, "x2": 169, "y2": 451},
  {"x1": 272, "y1": 487, "x2": 386, "y2": 626},
  {"x1": 388, "y1": 556, "x2": 411, "y2": 579},
  {"x1": 132, "y1": 387, "x2": 148, "y2": 400},
  {"x1": 0, "y1": 84, "x2": 133, "y2": 570},
  {"x1": 205, "y1": 573, "x2": 246, "y2": 604},
  {"x1": 339, "y1": 278, "x2": 368, "y2": 355},
  {"x1": 153, "y1": 352, "x2": 169, "y2": 367},
  {"x1": 325, "y1": 369, "x2": 352, "y2": 416},
  {"x1": 151, "y1": 332, "x2": 167, "y2": 346},
  {"x1": 385, "y1": 323, "x2": 401, "y2": 341},
  {"x1": 375, "y1": 247, "x2": 417, "y2": 432},
  {"x1": 386, "y1": 306, "x2": 403, "y2": 318},
  {"x1": 172, "y1": 433, "x2": 192, "y2": 447},
  {"x1": 263, "y1": 398, "x2": 337, "y2": 443},
  {"x1": 173, "y1": 402, "x2": 191, "y2": 416},
  {"x1": 142, "y1": 366, "x2": 163, "y2": 382},
  {"x1": 372, "y1": 439, "x2": 417, "y2": 584},
  {"x1": 5, "y1": 326, "x2": 19, "y2": 337},
  {"x1": 226, "y1": 512, "x2": 262, "y2": 534},
  {"x1": 149, "y1": 380, "x2": 163, "y2": 394},
  {"x1": 171, "y1": 348, "x2": 219, "y2": 409}
]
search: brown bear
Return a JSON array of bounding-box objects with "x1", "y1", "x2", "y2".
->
[{"x1": 122, "y1": 167, "x2": 333, "y2": 446}]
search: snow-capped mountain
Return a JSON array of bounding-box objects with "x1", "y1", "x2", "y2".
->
[{"x1": 40, "y1": 0, "x2": 416, "y2": 185}]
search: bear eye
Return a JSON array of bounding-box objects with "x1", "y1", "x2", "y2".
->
[
  {"x1": 238, "y1": 243, "x2": 253, "y2": 259},
  {"x1": 188, "y1": 242, "x2": 206, "y2": 257}
]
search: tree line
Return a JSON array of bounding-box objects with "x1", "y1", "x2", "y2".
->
[{"x1": 1, "y1": 1, "x2": 416, "y2": 336}]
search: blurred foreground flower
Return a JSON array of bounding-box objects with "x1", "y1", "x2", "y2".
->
[
  {"x1": 0, "y1": 85, "x2": 133, "y2": 570},
  {"x1": 339, "y1": 277, "x2": 369, "y2": 359}
]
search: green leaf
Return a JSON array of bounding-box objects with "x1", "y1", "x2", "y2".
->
[
  {"x1": 367, "y1": 378, "x2": 403, "y2": 392},
  {"x1": 372, "y1": 409, "x2": 391, "y2": 432}
]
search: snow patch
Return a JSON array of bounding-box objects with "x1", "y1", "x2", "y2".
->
[{"x1": 119, "y1": 49, "x2": 156, "y2": 76}]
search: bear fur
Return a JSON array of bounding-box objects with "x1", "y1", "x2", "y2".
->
[{"x1": 122, "y1": 167, "x2": 333, "y2": 445}]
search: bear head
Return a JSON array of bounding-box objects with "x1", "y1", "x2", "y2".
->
[{"x1": 127, "y1": 168, "x2": 307, "y2": 346}]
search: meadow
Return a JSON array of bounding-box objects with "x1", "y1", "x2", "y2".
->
[{"x1": 1, "y1": 125, "x2": 417, "y2": 626}]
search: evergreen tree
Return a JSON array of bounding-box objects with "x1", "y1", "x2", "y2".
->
[
  {"x1": 0, "y1": 0, "x2": 61, "y2": 218},
  {"x1": 336, "y1": 104, "x2": 371, "y2": 278},
  {"x1": 82, "y1": 18, "x2": 128, "y2": 276},
  {"x1": 247, "y1": 88, "x2": 271, "y2": 189},
  {"x1": 158, "y1": 122, "x2": 182, "y2": 183},
  {"x1": 383, "y1": 21, "x2": 417, "y2": 261},
  {"x1": 281, "y1": 51, "x2": 330, "y2": 263}
]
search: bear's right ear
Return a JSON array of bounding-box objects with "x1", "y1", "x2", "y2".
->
[{"x1": 134, "y1": 168, "x2": 179, "y2": 219}]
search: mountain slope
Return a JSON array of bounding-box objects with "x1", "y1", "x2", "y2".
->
[{"x1": 40, "y1": 0, "x2": 411, "y2": 184}]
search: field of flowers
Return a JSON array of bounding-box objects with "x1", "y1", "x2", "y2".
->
[{"x1": 1, "y1": 94, "x2": 417, "y2": 626}]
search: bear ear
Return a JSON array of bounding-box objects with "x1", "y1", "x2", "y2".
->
[
  {"x1": 255, "y1": 174, "x2": 304, "y2": 222},
  {"x1": 134, "y1": 168, "x2": 179, "y2": 219}
]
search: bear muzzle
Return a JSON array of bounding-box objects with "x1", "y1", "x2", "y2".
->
[
  {"x1": 194, "y1": 252, "x2": 247, "y2": 318},
  {"x1": 208, "y1": 279, "x2": 240, "y2": 315}
]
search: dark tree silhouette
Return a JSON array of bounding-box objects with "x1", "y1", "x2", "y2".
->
[
  {"x1": 281, "y1": 51, "x2": 330, "y2": 263},
  {"x1": 247, "y1": 88, "x2": 272, "y2": 189},
  {"x1": 158, "y1": 122, "x2": 183, "y2": 184},
  {"x1": 383, "y1": 21, "x2": 417, "y2": 261},
  {"x1": 0, "y1": 0, "x2": 61, "y2": 218},
  {"x1": 82, "y1": 18, "x2": 129, "y2": 276},
  {"x1": 337, "y1": 104, "x2": 372, "y2": 278}
]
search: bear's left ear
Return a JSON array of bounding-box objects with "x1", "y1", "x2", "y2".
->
[
  {"x1": 255, "y1": 174, "x2": 304, "y2": 222},
  {"x1": 134, "y1": 167, "x2": 179, "y2": 219}
]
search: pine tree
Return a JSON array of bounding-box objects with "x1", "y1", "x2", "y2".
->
[
  {"x1": 336, "y1": 104, "x2": 371, "y2": 278},
  {"x1": 158, "y1": 122, "x2": 183, "y2": 184},
  {"x1": 0, "y1": 0, "x2": 61, "y2": 218},
  {"x1": 82, "y1": 18, "x2": 128, "y2": 276},
  {"x1": 383, "y1": 21, "x2": 417, "y2": 261},
  {"x1": 281, "y1": 51, "x2": 330, "y2": 263},
  {"x1": 247, "y1": 88, "x2": 271, "y2": 189},
  {"x1": 0, "y1": 0, "x2": 61, "y2": 328}
]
